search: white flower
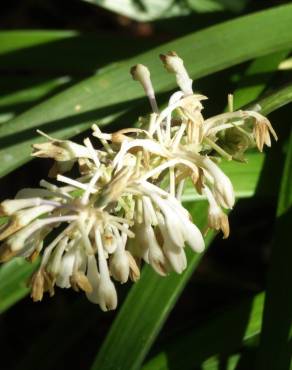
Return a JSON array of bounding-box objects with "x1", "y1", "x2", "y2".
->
[
  {"x1": 0, "y1": 51, "x2": 277, "y2": 310},
  {"x1": 199, "y1": 156, "x2": 235, "y2": 209},
  {"x1": 109, "y1": 230, "x2": 130, "y2": 283},
  {"x1": 32, "y1": 131, "x2": 92, "y2": 161},
  {"x1": 246, "y1": 110, "x2": 278, "y2": 151},
  {"x1": 203, "y1": 185, "x2": 230, "y2": 238}
]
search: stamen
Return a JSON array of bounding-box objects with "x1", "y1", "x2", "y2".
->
[
  {"x1": 81, "y1": 170, "x2": 101, "y2": 205},
  {"x1": 84, "y1": 137, "x2": 100, "y2": 168},
  {"x1": 57, "y1": 174, "x2": 95, "y2": 192}
]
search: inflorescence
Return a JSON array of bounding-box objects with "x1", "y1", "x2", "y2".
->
[{"x1": 0, "y1": 52, "x2": 277, "y2": 311}]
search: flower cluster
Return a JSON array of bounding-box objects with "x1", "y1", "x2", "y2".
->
[{"x1": 0, "y1": 52, "x2": 277, "y2": 311}]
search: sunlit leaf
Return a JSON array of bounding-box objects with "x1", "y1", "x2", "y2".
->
[{"x1": 143, "y1": 293, "x2": 264, "y2": 370}]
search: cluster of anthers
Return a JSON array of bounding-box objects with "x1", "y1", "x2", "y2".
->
[{"x1": 0, "y1": 52, "x2": 277, "y2": 311}]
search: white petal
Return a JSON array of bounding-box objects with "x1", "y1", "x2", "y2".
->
[
  {"x1": 85, "y1": 255, "x2": 100, "y2": 304},
  {"x1": 201, "y1": 157, "x2": 235, "y2": 209},
  {"x1": 183, "y1": 220, "x2": 204, "y2": 253},
  {"x1": 97, "y1": 277, "x2": 118, "y2": 312},
  {"x1": 164, "y1": 247, "x2": 187, "y2": 274},
  {"x1": 110, "y1": 250, "x2": 130, "y2": 283},
  {"x1": 151, "y1": 195, "x2": 185, "y2": 248},
  {"x1": 56, "y1": 248, "x2": 76, "y2": 288},
  {"x1": 147, "y1": 227, "x2": 167, "y2": 276}
]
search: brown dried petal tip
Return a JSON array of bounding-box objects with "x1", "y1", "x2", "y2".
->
[
  {"x1": 0, "y1": 243, "x2": 17, "y2": 262},
  {"x1": 70, "y1": 272, "x2": 93, "y2": 293}
]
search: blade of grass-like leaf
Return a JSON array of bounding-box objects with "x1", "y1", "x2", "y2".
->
[
  {"x1": 0, "y1": 31, "x2": 76, "y2": 55},
  {"x1": 90, "y1": 85, "x2": 292, "y2": 370},
  {"x1": 142, "y1": 293, "x2": 264, "y2": 370},
  {"x1": 255, "y1": 84, "x2": 292, "y2": 115},
  {"x1": 0, "y1": 76, "x2": 74, "y2": 124},
  {"x1": 202, "y1": 354, "x2": 241, "y2": 370},
  {"x1": 1, "y1": 4, "x2": 292, "y2": 177},
  {"x1": 0, "y1": 31, "x2": 158, "y2": 73},
  {"x1": 256, "y1": 129, "x2": 292, "y2": 369},
  {"x1": 232, "y1": 50, "x2": 290, "y2": 110},
  {"x1": 0, "y1": 258, "x2": 38, "y2": 313}
]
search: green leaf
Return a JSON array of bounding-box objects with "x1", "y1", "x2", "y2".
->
[
  {"x1": 254, "y1": 84, "x2": 292, "y2": 116},
  {"x1": 0, "y1": 31, "x2": 157, "y2": 73},
  {"x1": 0, "y1": 31, "x2": 158, "y2": 123},
  {"x1": 0, "y1": 257, "x2": 38, "y2": 313},
  {"x1": 142, "y1": 293, "x2": 264, "y2": 370},
  {"x1": 0, "y1": 76, "x2": 74, "y2": 124},
  {"x1": 0, "y1": 31, "x2": 76, "y2": 55},
  {"x1": 256, "y1": 129, "x2": 292, "y2": 369},
  {"x1": 1, "y1": 4, "x2": 292, "y2": 177},
  {"x1": 232, "y1": 50, "x2": 290, "y2": 110},
  {"x1": 90, "y1": 84, "x2": 292, "y2": 370}
]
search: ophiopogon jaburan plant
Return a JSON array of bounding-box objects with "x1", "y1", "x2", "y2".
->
[{"x1": 0, "y1": 52, "x2": 277, "y2": 312}]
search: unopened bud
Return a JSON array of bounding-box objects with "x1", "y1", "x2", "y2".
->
[
  {"x1": 109, "y1": 250, "x2": 130, "y2": 283},
  {"x1": 29, "y1": 269, "x2": 45, "y2": 302},
  {"x1": 70, "y1": 271, "x2": 93, "y2": 293},
  {"x1": 98, "y1": 276, "x2": 118, "y2": 311},
  {"x1": 160, "y1": 51, "x2": 193, "y2": 96},
  {"x1": 130, "y1": 64, "x2": 158, "y2": 113},
  {"x1": 32, "y1": 135, "x2": 90, "y2": 162}
]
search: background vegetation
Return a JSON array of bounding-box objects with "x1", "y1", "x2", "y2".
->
[{"x1": 0, "y1": 1, "x2": 291, "y2": 369}]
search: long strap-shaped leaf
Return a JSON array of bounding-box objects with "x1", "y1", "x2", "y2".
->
[
  {"x1": 1, "y1": 4, "x2": 292, "y2": 177},
  {"x1": 256, "y1": 130, "x2": 292, "y2": 368},
  {"x1": 0, "y1": 258, "x2": 38, "y2": 313},
  {"x1": 142, "y1": 293, "x2": 264, "y2": 370},
  {"x1": 90, "y1": 87, "x2": 292, "y2": 370},
  {"x1": 0, "y1": 31, "x2": 158, "y2": 73}
]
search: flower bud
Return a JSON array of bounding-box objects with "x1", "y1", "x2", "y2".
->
[
  {"x1": 164, "y1": 247, "x2": 187, "y2": 274},
  {"x1": 160, "y1": 51, "x2": 193, "y2": 96},
  {"x1": 70, "y1": 271, "x2": 93, "y2": 293},
  {"x1": 130, "y1": 64, "x2": 158, "y2": 113},
  {"x1": 97, "y1": 276, "x2": 118, "y2": 312},
  {"x1": 109, "y1": 249, "x2": 130, "y2": 283},
  {"x1": 127, "y1": 251, "x2": 140, "y2": 282},
  {"x1": 29, "y1": 269, "x2": 45, "y2": 302},
  {"x1": 0, "y1": 198, "x2": 42, "y2": 216}
]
